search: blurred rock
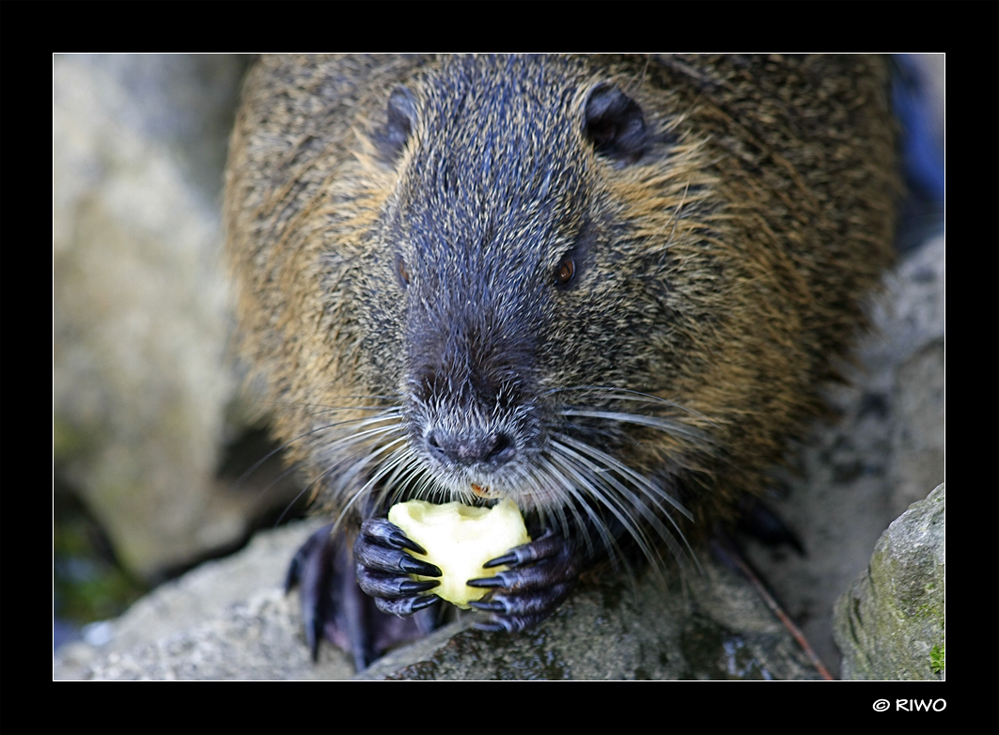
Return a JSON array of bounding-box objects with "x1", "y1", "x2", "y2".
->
[
  {"x1": 834, "y1": 483, "x2": 945, "y2": 680},
  {"x1": 54, "y1": 54, "x2": 300, "y2": 583},
  {"x1": 55, "y1": 519, "x2": 822, "y2": 680},
  {"x1": 742, "y1": 235, "x2": 943, "y2": 679}
]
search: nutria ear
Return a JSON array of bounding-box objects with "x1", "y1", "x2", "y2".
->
[
  {"x1": 374, "y1": 86, "x2": 417, "y2": 161},
  {"x1": 583, "y1": 83, "x2": 646, "y2": 164}
]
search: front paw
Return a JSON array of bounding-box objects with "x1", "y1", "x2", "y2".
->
[
  {"x1": 466, "y1": 529, "x2": 582, "y2": 632},
  {"x1": 354, "y1": 518, "x2": 443, "y2": 616}
]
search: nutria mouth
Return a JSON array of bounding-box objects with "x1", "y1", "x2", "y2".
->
[{"x1": 470, "y1": 483, "x2": 501, "y2": 499}]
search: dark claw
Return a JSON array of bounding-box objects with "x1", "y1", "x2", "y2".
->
[
  {"x1": 399, "y1": 556, "x2": 442, "y2": 576},
  {"x1": 467, "y1": 599, "x2": 506, "y2": 612},
  {"x1": 464, "y1": 527, "x2": 585, "y2": 634},
  {"x1": 466, "y1": 575, "x2": 506, "y2": 588},
  {"x1": 389, "y1": 530, "x2": 427, "y2": 556},
  {"x1": 359, "y1": 518, "x2": 427, "y2": 555},
  {"x1": 474, "y1": 611, "x2": 546, "y2": 633},
  {"x1": 374, "y1": 593, "x2": 442, "y2": 617},
  {"x1": 483, "y1": 551, "x2": 518, "y2": 568},
  {"x1": 355, "y1": 517, "x2": 449, "y2": 629},
  {"x1": 354, "y1": 518, "x2": 439, "y2": 579},
  {"x1": 400, "y1": 578, "x2": 440, "y2": 594},
  {"x1": 482, "y1": 529, "x2": 564, "y2": 570},
  {"x1": 410, "y1": 595, "x2": 441, "y2": 612}
]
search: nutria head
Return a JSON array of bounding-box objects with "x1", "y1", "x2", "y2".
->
[{"x1": 342, "y1": 57, "x2": 706, "y2": 552}]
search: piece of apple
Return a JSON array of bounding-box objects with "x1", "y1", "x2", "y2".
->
[{"x1": 388, "y1": 498, "x2": 531, "y2": 609}]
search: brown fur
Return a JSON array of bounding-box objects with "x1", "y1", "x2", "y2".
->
[{"x1": 224, "y1": 54, "x2": 896, "y2": 556}]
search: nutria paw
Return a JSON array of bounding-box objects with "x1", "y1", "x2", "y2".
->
[
  {"x1": 285, "y1": 523, "x2": 345, "y2": 660},
  {"x1": 354, "y1": 517, "x2": 443, "y2": 616},
  {"x1": 287, "y1": 522, "x2": 442, "y2": 668},
  {"x1": 466, "y1": 529, "x2": 582, "y2": 632}
]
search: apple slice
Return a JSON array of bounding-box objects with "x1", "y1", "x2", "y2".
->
[{"x1": 388, "y1": 498, "x2": 530, "y2": 609}]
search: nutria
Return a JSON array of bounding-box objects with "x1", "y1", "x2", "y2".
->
[{"x1": 223, "y1": 54, "x2": 896, "y2": 669}]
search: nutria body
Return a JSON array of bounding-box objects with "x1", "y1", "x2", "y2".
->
[{"x1": 224, "y1": 54, "x2": 896, "y2": 668}]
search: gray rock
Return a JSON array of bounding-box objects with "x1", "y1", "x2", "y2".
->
[
  {"x1": 55, "y1": 520, "x2": 822, "y2": 680},
  {"x1": 833, "y1": 483, "x2": 945, "y2": 680},
  {"x1": 361, "y1": 561, "x2": 826, "y2": 680},
  {"x1": 743, "y1": 234, "x2": 944, "y2": 678},
  {"x1": 54, "y1": 520, "x2": 355, "y2": 680},
  {"x1": 54, "y1": 54, "x2": 302, "y2": 581}
]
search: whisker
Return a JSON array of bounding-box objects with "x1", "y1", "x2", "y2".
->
[
  {"x1": 269, "y1": 463, "x2": 313, "y2": 526},
  {"x1": 300, "y1": 419, "x2": 410, "y2": 536},
  {"x1": 547, "y1": 453, "x2": 666, "y2": 598},
  {"x1": 552, "y1": 434, "x2": 701, "y2": 578},
  {"x1": 231, "y1": 410, "x2": 403, "y2": 494},
  {"x1": 544, "y1": 385, "x2": 719, "y2": 427},
  {"x1": 261, "y1": 381, "x2": 709, "y2": 590},
  {"x1": 245, "y1": 397, "x2": 403, "y2": 417},
  {"x1": 537, "y1": 454, "x2": 626, "y2": 566},
  {"x1": 555, "y1": 433, "x2": 693, "y2": 523},
  {"x1": 560, "y1": 408, "x2": 713, "y2": 445},
  {"x1": 333, "y1": 434, "x2": 410, "y2": 504},
  {"x1": 323, "y1": 441, "x2": 407, "y2": 539},
  {"x1": 525, "y1": 462, "x2": 577, "y2": 549}
]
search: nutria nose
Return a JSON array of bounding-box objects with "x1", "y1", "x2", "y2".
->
[{"x1": 426, "y1": 429, "x2": 516, "y2": 467}]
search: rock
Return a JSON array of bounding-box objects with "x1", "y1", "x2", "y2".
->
[
  {"x1": 54, "y1": 54, "x2": 303, "y2": 582},
  {"x1": 360, "y1": 564, "x2": 824, "y2": 680},
  {"x1": 833, "y1": 483, "x2": 945, "y2": 680},
  {"x1": 55, "y1": 520, "x2": 822, "y2": 680},
  {"x1": 54, "y1": 520, "x2": 354, "y2": 680},
  {"x1": 742, "y1": 233, "x2": 944, "y2": 678}
]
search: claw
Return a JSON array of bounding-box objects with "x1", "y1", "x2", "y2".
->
[
  {"x1": 483, "y1": 551, "x2": 518, "y2": 568},
  {"x1": 388, "y1": 530, "x2": 427, "y2": 555},
  {"x1": 466, "y1": 575, "x2": 506, "y2": 588},
  {"x1": 410, "y1": 595, "x2": 441, "y2": 612},
  {"x1": 467, "y1": 599, "x2": 506, "y2": 612},
  {"x1": 400, "y1": 578, "x2": 441, "y2": 594},
  {"x1": 400, "y1": 556, "x2": 442, "y2": 576}
]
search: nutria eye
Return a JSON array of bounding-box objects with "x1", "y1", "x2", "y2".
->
[
  {"x1": 554, "y1": 254, "x2": 576, "y2": 287},
  {"x1": 396, "y1": 254, "x2": 410, "y2": 287}
]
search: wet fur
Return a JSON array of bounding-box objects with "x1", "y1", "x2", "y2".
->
[{"x1": 225, "y1": 54, "x2": 896, "y2": 593}]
